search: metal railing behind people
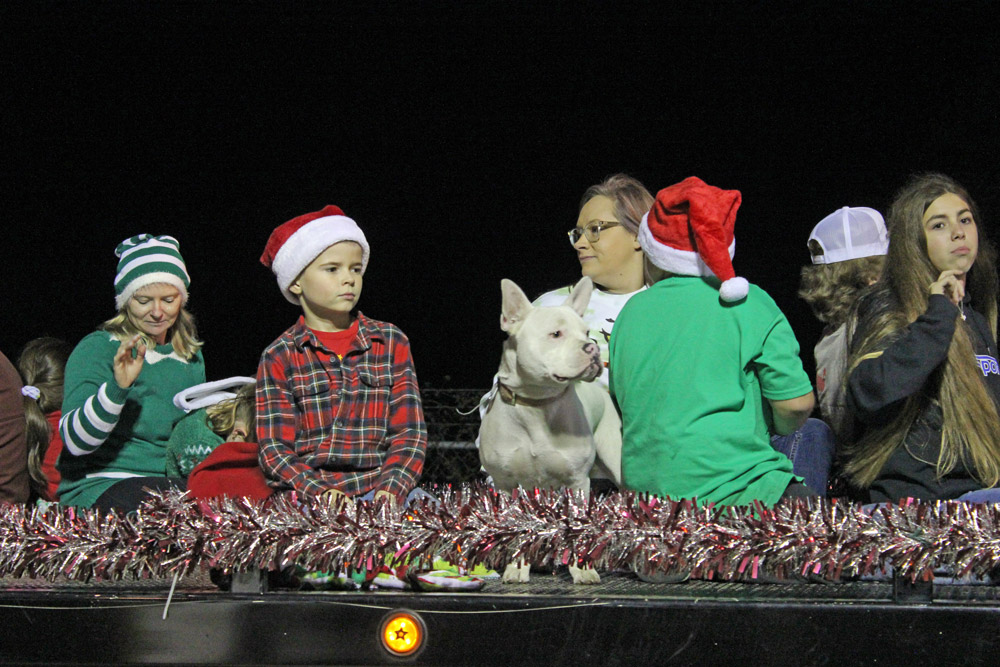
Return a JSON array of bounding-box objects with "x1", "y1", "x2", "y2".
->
[{"x1": 420, "y1": 388, "x2": 487, "y2": 484}]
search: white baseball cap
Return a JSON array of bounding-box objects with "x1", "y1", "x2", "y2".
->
[{"x1": 808, "y1": 206, "x2": 889, "y2": 265}]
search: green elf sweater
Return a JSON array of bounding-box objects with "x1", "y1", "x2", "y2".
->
[{"x1": 57, "y1": 331, "x2": 206, "y2": 508}]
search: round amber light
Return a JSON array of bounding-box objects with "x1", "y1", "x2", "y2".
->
[{"x1": 380, "y1": 610, "x2": 426, "y2": 657}]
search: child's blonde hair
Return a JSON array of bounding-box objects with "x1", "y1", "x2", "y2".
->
[
  {"x1": 206, "y1": 383, "x2": 256, "y2": 440},
  {"x1": 798, "y1": 256, "x2": 885, "y2": 327},
  {"x1": 17, "y1": 337, "x2": 72, "y2": 496}
]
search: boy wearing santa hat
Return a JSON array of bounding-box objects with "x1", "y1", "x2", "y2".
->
[
  {"x1": 256, "y1": 206, "x2": 426, "y2": 508},
  {"x1": 609, "y1": 177, "x2": 817, "y2": 506}
]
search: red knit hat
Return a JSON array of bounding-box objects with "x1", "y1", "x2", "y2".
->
[
  {"x1": 638, "y1": 176, "x2": 749, "y2": 302},
  {"x1": 260, "y1": 205, "x2": 371, "y2": 304}
]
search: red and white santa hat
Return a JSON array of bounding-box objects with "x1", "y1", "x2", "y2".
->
[
  {"x1": 259, "y1": 205, "x2": 370, "y2": 304},
  {"x1": 638, "y1": 176, "x2": 749, "y2": 302}
]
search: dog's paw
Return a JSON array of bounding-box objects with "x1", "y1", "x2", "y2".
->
[
  {"x1": 502, "y1": 562, "x2": 531, "y2": 583},
  {"x1": 569, "y1": 565, "x2": 600, "y2": 585}
]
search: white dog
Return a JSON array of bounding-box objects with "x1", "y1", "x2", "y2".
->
[{"x1": 479, "y1": 276, "x2": 622, "y2": 584}]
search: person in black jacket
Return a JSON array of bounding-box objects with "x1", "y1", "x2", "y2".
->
[{"x1": 843, "y1": 173, "x2": 1000, "y2": 503}]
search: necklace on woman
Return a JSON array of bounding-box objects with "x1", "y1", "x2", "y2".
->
[{"x1": 959, "y1": 301, "x2": 967, "y2": 321}]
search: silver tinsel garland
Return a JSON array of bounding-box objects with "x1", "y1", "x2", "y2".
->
[{"x1": 1, "y1": 486, "x2": 999, "y2": 584}]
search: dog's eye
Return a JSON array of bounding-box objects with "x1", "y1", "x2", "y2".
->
[{"x1": 550, "y1": 331, "x2": 562, "y2": 339}]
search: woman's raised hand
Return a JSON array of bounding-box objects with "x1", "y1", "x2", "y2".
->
[
  {"x1": 113, "y1": 334, "x2": 147, "y2": 389},
  {"x1": 929, "y1": 269, "x2": 966, "y2": 306}
]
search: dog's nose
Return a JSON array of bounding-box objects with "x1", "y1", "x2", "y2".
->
[{"x1": 583, "y1": 340, "x2": 598, "y2": 356}]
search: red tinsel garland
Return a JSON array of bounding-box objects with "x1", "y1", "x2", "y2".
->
[{"x1": 1, "y1": 486, "x2": 999, "y2": 584}]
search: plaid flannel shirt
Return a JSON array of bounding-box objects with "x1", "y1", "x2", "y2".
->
[{"x1": 256, "y1": 313, "x2": 426, "y2": 501}]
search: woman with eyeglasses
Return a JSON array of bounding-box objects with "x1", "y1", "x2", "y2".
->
[
  {"x1": 532, "y1": 173, "x2": 654, "y2": 386},
  {"x1": 477, "y1": 174, "x2": 653, "y2": 486}
]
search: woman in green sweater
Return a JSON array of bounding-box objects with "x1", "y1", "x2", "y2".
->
[{"x1": 57, "y1": 234, "x2": 206, "y2": 512}]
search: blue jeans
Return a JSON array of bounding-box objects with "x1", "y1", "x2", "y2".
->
[
  {"x1": 357, "y1": 487, "x2": 439, "y2": 507},
  {"x1": 861, "y1": 489, "x2": 1000, "y2": 507},
  {"x1": 770, "y1": 418, "x2": 835, "y2": 497},
  {"x1": 863, "y1": 487, "x2": 1000, "y2": 512},
  {"x1": 956, "y1": 488, "x2": 1000, "y2": 503}
]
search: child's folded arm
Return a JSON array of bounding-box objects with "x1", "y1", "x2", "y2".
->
[
  {"x1": 258, "y1": 440, "x2": 335, "y2": 497},
  {"x1": 372, "y1": 338, "x2": 428, "y2": 503},
  {"x1": 256, "y1": 348, "x2": 338, "y2": 498}
]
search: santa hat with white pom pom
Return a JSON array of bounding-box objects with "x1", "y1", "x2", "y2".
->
[{"x1": 638, "y1": 176, "x2": 749, "y2": 302}]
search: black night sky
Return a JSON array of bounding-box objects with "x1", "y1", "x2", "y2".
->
[{"x1": 5, "y1": 1, "x2": 1000, "y2": 388}]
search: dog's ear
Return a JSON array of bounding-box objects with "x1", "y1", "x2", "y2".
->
[
  {"x1": 563, "y1": 276, "x2": 594, "y2": 317},
  {"x1": 500, "y1": 279, "x2": 533, "y2": 333}
]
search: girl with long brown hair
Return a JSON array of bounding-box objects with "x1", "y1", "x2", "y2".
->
[
  {"x1": 844, "y1": 173, "x2": 1000, "y2": 502},
  {"x1": 17, "y1": 337, "x2": 72, "y2": 502}
]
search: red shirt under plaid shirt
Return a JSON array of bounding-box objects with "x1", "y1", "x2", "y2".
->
[{"x1": 256, "y1": 313, "x2": 427, "y2": 502}]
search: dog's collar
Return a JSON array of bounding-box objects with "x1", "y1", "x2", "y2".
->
[{"x1": 496, "y1": 382, "x2": 567, "y2": 407}]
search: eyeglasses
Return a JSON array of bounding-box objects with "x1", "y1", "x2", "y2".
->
[{"x1": 567, "y1": 221, "x2": 621, "y2": 245}]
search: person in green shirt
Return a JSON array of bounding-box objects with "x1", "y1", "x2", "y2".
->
[
  {"x1": 610, "y1": 177, "x2": 816, "y2": 507},
  {"x1": 57, "y1": 234, "x2": 205, "y2": 512}
]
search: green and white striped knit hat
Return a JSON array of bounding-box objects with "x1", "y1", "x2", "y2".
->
[{"x1": 114, "y1": 234, "x2": 191, "y2": 310}]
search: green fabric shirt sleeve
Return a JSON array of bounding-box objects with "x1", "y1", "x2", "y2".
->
[
  {"x1": 753, "y1": 309, "x2": 814, "y2": 402},
  {"x1": 59, "y1": 332, "x2": 131, "y2": 458}
]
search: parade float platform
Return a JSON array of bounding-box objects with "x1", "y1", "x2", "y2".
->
[
  {"x1": 1, "y1": 569, "x2": 999, "y2": 665},
  {"x1": 3, "y1": 479, "x2": 1000, "y2": 666}
]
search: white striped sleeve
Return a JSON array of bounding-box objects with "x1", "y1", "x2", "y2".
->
[{"x1": 60, "y1": 382, "x2": 127, "y2": 456}]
